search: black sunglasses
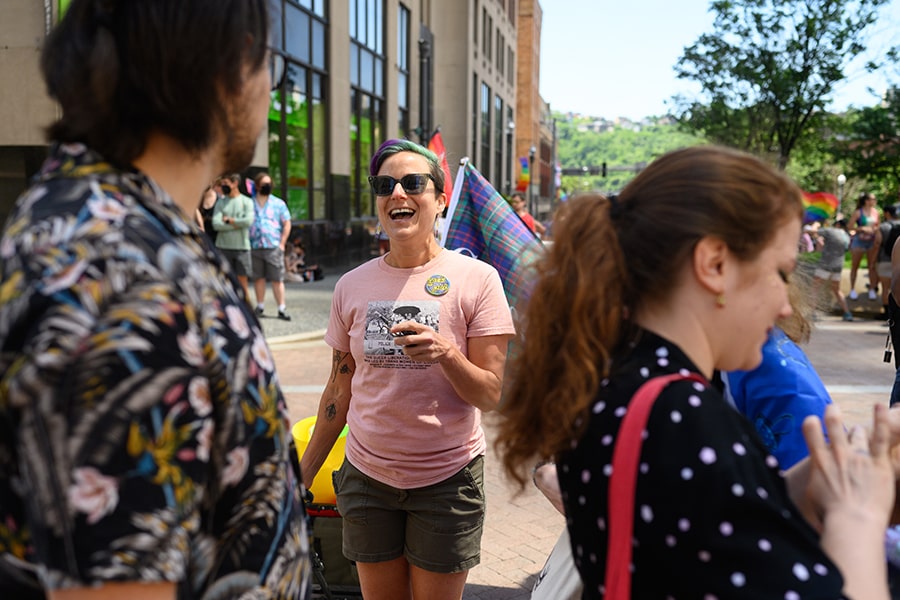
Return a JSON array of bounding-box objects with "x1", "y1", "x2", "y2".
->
[{"x1": 368, "y1": 173, "x2": 437, "y2": 196}]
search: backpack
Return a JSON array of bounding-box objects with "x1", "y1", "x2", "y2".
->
[{"x1": 882, "y1": 223, "x2": 900, "y2": 263}]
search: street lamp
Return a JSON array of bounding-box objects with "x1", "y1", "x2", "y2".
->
[
  {"x1": 528, "y1": 145, "x2": 536, "y2": 215},
  {"x1": 506, "y1": 120, "x2": 515, "y2": 195},
  {"x1": 837, "y1": 173, "x2": 847, "y2": 217}
]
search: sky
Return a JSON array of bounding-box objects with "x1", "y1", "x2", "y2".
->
[{"x1": 539, "y1": 0, "x2": 900, "y2": 121}]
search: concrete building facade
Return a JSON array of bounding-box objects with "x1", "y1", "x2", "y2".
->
[{"x1": 1, "y1": 0, "x2": 548, "y2": 266}]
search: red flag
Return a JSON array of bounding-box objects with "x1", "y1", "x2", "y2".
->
[{"x1": 427, "y1": 129, "x2": 453, "y2": 201}]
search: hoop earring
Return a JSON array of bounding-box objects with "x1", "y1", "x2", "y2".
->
[{"x1": 716, "y1": 294, "x2": 727, "y2": 307}]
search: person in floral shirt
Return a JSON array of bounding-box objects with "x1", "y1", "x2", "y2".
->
[
  {"x1": 0, "y1": 1, "x2": 310, "y2": 599},
  {"x1": 249, "y1": 171, "x2": 293, "y2": 320}
]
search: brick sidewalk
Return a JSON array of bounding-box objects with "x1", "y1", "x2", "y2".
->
[
  {"x1": 269, "y1": 338, "x2": 561, "y2": 599},
  {"x1": 267, "y1": 264, "x2": 898, "y2": 599}
]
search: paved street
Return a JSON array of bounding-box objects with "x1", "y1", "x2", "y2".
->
[{"x1": 266, "y1": 266, "x2": 898, "y2": 599}]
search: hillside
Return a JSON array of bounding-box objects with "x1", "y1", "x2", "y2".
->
[{"x1": 556, "y1": 113, "x2": 706, "y2": 195}]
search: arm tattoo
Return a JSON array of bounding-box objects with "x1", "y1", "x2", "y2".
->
[
  {"x1": 330, "y1": 350, "x2": 350, "y2": 383},
  {"x1": 325, "y1": 402, "x2": 337, "y2": 421}
]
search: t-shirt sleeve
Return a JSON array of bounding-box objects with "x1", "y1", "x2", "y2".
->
[
  {"x1": 325, "y1": 277, "x2": 352, "y2": 352},
  {"x1": 467, "y1": 266, "x2": 515, "y2": 338}
]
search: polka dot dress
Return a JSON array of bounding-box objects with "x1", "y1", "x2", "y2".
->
[{"x1": 558, "y1": 330, "x2": 847, "y2": 599}]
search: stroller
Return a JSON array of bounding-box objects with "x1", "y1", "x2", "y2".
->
[{"x1": 293, "y1": 417, "x2": 363, "y2": 600}]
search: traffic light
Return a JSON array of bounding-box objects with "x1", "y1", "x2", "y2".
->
[{"x1": 602, "y1": 162, "x2": 607, "y2": 177}]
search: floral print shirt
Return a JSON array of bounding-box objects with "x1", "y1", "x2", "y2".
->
[
  {"x1": 558, "y1": 329, "x2": 846, "y2": 599},
  {"x1": 0, "y1": 143, "x2": 310, "y2": 598},
  {"x1": 249, "y1": 195, "x2": 291, "y2": 250}
]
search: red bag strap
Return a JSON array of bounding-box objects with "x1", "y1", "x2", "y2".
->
[{"x1": 604, "y1": 372, "x2": 707, "y2": 599}]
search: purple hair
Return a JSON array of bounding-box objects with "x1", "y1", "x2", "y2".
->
[{"x1": 368, "y1": 138, "x2": 445, "y2": 193}]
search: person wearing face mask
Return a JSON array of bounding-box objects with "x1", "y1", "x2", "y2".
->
[
  {"x1": 249, "y1": 171, "x2": 292, "y2": 320},
  {"x1": 300, "y1": 139, "x2": 516, "y2": 600},
  {"x1": 212, "y1": 172, "x2": 254, "y2": 302}
]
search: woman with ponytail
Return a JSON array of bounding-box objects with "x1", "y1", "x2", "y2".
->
[{"x1": 496, "y1": 145, "x2": 897, "y2": 599}]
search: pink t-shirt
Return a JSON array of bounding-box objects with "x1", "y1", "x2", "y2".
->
[{"x1": 325, "y1": 250, "x2": 515, "y2": 488}]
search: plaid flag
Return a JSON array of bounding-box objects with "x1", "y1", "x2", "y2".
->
[{"x1": 440, "y1": 160, "x2": 544, "y2": 312}]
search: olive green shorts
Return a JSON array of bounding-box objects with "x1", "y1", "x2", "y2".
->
[{"x1": 333, "y1": 455, "x2": 485, "y2": 573}]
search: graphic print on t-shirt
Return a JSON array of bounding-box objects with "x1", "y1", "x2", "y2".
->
[{"x1": 364, "y1": 300, "x2": 440, "y2": 368}]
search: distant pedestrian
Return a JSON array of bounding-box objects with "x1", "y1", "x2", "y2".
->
[
  {"x1": 213, "y1": 172, "x2": 254, "y2": 302},
  {"x1": 848, "y1": 192, "x2": 880, "y2": 300},
  {"x1": 250, "y1": 171, "x2": 292, "y2": 320},
  {"x1": 198, "y1": 184, "x2": 219, "y2": 245},
  {"x1": 510, "y1": 191, "x2": 546, "y2": 237},
  {"x1": 875, "y1": 205, "x2": 900, "y2": 318},
  {"x1": 811, "y1": 216, "x2": 853, "y2": 321}
]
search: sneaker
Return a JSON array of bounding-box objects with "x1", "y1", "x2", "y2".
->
[
  {"x1": 843, "y1": 312, "x2": 854, "y2": 321},
  {"x1": 255, "y1": 306, "x2": 264, "y2": 316},
  {"x1": 869, "y1": 289, "x2": 878, "y2": 301},
  {"x1": 849, "y1": 289, "x2": 859, "y2": 300},
  {"x1": 278, "y1": 310, "x2": 292, "y2": 321}
]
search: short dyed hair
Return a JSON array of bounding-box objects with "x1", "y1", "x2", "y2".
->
[
  {"x1": 41, "y1": 0, "x2": 271, "y2": 167},
  {"x1": 369, "y1": 139, "x2": 445, "y2": 194}
]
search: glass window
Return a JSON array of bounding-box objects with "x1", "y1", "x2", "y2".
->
[
  {"x1": 350, "y1": 0, "x2": 386, "y2": 219},
  {"x1": 473, "y1": 0, "x2": 479, "y2": 45},
  {"x1": 350, "y1": 45, "x2": 359, "y2": 86},
  {"x1": 494, "y1": 95, "x2": 503, "y2": 188},
  {"x1": 374, "y1": 56, "x2": 383, "y2": 96},
  {"x1": 311, "y1": 72, "x2": 326, "y2": 220},
  {"x1": 286, "y1": 5, "x2": 311, "y2": 62},
  {"x1": 481, "y1": 82, "x2": 491, "y2": 181},
  {"x1": 285, "y1": 65, "x2": 310, "y2": 220},
  {"x1": 397, "y1": 6, "x2": 408, "y2": 138},
  {"x1": 269, "y1": 1, "x2": 329, "y2": 222},
  {"x1": 367, "y1": 2, "x2": 376, "y2": 51},
  {"x1": 360, "y1": 50, "x2": 374, "y2": 92},
  {"x1": 312, "y1": 20, "x2": 326, "y2": 69},
  {"x1": 472, "y1": 74, "x2": 479, "y2": 161},
  {"x1": 349, "y1": 0, "x2": 356, "y2": 38}
]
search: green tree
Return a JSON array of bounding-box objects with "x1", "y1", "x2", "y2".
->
[
  {"x1": 674, "y1": 0, "x2": 890, "y2": 169},
  {"x1": 832, "y1": 91, "x2": 900, "y2": 202}
]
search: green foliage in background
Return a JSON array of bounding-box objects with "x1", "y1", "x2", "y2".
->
[{"x1": 555, "y1": 115, "x2": 706, "y2": 196}]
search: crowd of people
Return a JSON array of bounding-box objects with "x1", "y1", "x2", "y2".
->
[
  {"x1": 5, "y1": 2, "x2": 900, "y2": 599},
  {"x1": 806, "y1": 193, "x2": 900, "y2": 322}
]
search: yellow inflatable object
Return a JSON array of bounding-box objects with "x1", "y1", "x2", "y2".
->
[{"x1": 293, "y1": 416, "x2": 348, "y2": 506}]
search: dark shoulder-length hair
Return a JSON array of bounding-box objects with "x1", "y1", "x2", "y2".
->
[{"x1": 41, "y1": 0, "x2": 271, "y2": 167}]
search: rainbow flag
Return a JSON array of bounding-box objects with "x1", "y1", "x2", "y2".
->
[
  {"x1": 515, "y1": 157, "x2": 530, "y2": 193},
  {"x1": 802, "y1": 191, "x2": 839, "y2": 223}
]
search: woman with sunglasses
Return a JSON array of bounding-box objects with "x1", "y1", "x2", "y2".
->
[{"x1": 300, "y1": 139, "x2": 516, "y2": 600}]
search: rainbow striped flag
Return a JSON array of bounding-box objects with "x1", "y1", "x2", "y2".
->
[
  {"x1": 802, "y1": 191, "x2": 839, "y2": 223},
  {"x1": 515, "y1": 157, "x2": 530, "y2": 193}
]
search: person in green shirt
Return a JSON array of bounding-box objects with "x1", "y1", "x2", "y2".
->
[{"x1": 213, "y1": 172, "x2": 254, "y2": 302}]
